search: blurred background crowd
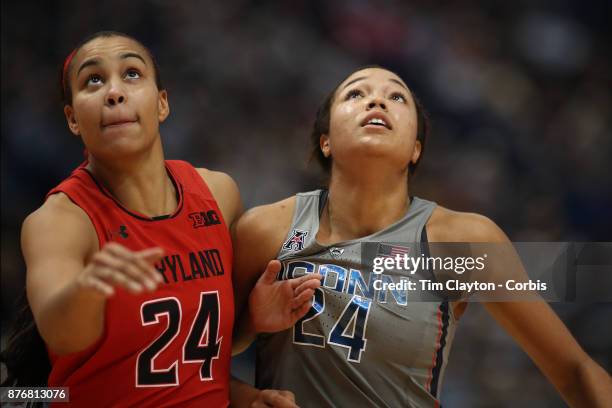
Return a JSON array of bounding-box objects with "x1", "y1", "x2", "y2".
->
[{"x1": 2, "y1": 0, "x2": 610, "y2": 406}]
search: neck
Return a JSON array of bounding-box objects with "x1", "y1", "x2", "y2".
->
[
  {"x1": 87, "y1": 142, "x2": 177, "y2": 218},
  {"x1": 319, "y1": 164, "x2": 410, "y2": 243}
]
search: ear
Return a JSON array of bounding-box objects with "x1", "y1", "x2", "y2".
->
[
  {"x1": 158, "y1": 90, "x2": 170, "y2": 123},
  {"x1": 320, "y1": 134, "x2": 331, "y2": 158},
  {"x1": 63, "y1": 105, "x2": 80, "y2": 136},
  {"x1": 411, "y1": 140, "x2": 422, "y2": 164}
]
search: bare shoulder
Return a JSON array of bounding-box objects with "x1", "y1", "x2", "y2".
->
[
  {"x1": 22, "y1": 193, "x2": 97, "y2": 263},
  {"x1": 233, "y1": 196, "x2": 296, "y2": 249},
  {"x1": 23, "y1": 193, "x2": 95, "y2": 238},
  {"x1": 426, "y1": 205, "x2": 508, "y2": 243},
  {"x1": 196, "y1": 168, "x2": 242, "y2": 226},
  {"x1": 232, "y1": 195, "x2": 298, "y2": 316},
  {"x1": 196, "y1": 168, "x2": 237, "y2": 192}
]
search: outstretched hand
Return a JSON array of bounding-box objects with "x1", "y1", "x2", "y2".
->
[
  {"x1": 77, "y1": 242, "x2": 165, "y2": 296},
  {"x1": 248, "y1": 260, "x2": 322, "y2": 333}
]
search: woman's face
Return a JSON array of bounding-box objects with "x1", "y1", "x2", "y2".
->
[
  {"x1": 64, "y1": 36, "x2": 169, "y2": 160},
  {"x1": 323, "y1": 68, "x2": 420, "y2": 173}
]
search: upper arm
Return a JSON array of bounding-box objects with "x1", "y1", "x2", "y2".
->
[
  {"x1": 231, "y1": 198, "x2": 295, "y2": 315},
  {"x1": 196, "y1": 168, "x2": 243, "y2": 228},
  {"x1": 483, "y1": 301, "x2": 590, "y2": 392},
  {"x1": 474, "y1": 213, "x2": 592, "y2": 390},
  {"x1": 430, "y1": 208, "x2": 592, "y2": 391},
  {"x1": 23, "y1": 194, "x2": 97, "y2": 322}
]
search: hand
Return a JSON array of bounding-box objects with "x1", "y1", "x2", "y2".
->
[
  {"x1": 249, "y1": 260, "x2": 321, "y2": 333},
  {"x1": 250, "y1": 389, "x2": 298, "y2": 408},
  {"x1": 76, "y1": 242, "x2": 165, "y2": 296}
]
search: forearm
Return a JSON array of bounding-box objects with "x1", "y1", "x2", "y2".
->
[
  {"x1": 34, "y1": 279, "x2": 107, "y2": 354},
  {"x1": 560, "y1": 359, "x2": 612, "y2": 407},
  {"x1": 230, "y1": 376, "x2": 259, "y2": 407}
]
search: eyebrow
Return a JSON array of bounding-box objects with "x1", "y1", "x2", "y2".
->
[
  {"x1": 120, "y1": 52, "x2": 147, "y2": 65},
  {"x1": 76, "y1": 52, "x2": 147, "y2": 76},
  {"x1": 340, "y1": 76, "x2": 410, "y2": 92},
  {"x1": 341, "y1": 76, "x2": 366, "y2": 90},
  {"x1": 389, "y1": 78, "x2": 409, "y2": 91}
]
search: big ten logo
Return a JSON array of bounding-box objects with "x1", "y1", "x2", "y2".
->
[{"x1": 189, "y1": 210, "x2": 221, "y2": 228}]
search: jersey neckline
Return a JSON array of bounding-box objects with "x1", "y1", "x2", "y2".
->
[
  {"x1": 312, "y1": 189, "x2": 421, "y2": 249},
  {"x1": 80, "y1": 162, "x2": 184, "y2": 222}
]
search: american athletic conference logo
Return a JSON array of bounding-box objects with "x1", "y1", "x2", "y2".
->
[{"x1": 282, "y1": 229, "x2": 308, "y2": 251}]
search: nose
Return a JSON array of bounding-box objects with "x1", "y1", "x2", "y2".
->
[
  {"x1": 105, "y1": 81, "x2": 126, "y2": 106},
  {"x1": 366, "y1": 97, "x2": 387, "y2": 111}
]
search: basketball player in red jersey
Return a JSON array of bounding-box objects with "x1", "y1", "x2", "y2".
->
[
  {"x1": 20, "y1": 31, "x2": 319, "y2": 407},
  {"x1": 233, "y1": 66, "x2": 612, "y2": 406}
]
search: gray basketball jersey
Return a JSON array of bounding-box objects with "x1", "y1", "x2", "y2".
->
[{"x1": 255, "y1": 190, "x2": 458, "y2": 408}]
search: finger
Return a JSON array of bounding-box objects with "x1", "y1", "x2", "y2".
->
[
  {"x1": 135, "y1": 251, "x2": 165, "y2": 284},
  {"x1": 293, "y1": 278, "x2": 321, "y2": 296},
  {"x1": 135, "y1": 248, "x2": 165, "y2": 283},
  {"x1": 259, "y1": 260, "x2": 282, "y2": 285},
  {"x1": 289, "y1": 273, "x2": 322, "y2": 289},
  {"x1": 103, "y1": 245, "x2": 160, "y2": 289},
  {"x1": 93, "y1": 251, "x2": 157, "y2": 291},
  {"x1": 260, "y1": 389, "x2": 280, "y2": 403},
  {"x1": 250, "y1": 402, "x2": 272, "y2": 408},
  {"x1": 118, "y1": 261, "x2": 157, "y2": 291},
  {"x1": 291, "y1": 300, "x2": 314, "y2": 322},
  {"x1": 102, "y1": 242, "x2": 131, "y2": 256},
  {"x1": 278, "y1": 390, "x2": 295, "y2": 403},
  {"x1": 290, "y1": 289, "x2": 315, "y2": 309},
  {"x1": 136, "y1": 247, "x2": 165, "y2": 263},
  {"x1": 269, "y1": 398, "x2": 297, "y2": 408},
  {"x1": 96, "y1": 265, "x2": 144, "y2": 294},
  {"x1": 103, "y1": 242, "x2": 138, "y2": 263},
  {"x1": 127, "y1": 253, "x2": 163, "y2": 287},
  {"x1": 105, "y1": 242, "x2": 163, "y2": 264},
  {"x1": 260, "y1": 390, "x2": 298, "y2": 408}
]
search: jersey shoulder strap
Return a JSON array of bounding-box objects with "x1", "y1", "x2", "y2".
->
[
  {"x1": 276, "y1": 189, "x2": 323, "y2": 257},
  {"x1": 164, "y1": 160, "x2": 216, "y2": 201}
]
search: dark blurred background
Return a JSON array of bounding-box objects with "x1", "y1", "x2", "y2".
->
[{"x1": 2, "y1": 0, "x2": 611, "y2": 406}]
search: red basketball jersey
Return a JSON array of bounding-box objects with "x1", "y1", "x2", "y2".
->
[{"x1": 45, "y1": 160, "x2": 234, "y2": 407}]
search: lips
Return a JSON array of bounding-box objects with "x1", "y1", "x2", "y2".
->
[
  {"x1": 361, "y1": 112, "x2": 392, "y2": 129},
  {"x1": 102, "y1": 116, "x2": 138, "y2": 128}
]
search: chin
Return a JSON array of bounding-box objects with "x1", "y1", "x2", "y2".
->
[
  {"x1": 99, "y1": 138, "x2": 152, "y2": 159},
  {"x1": 354, "y1": 137, "x2": 395, "y2": 153}
]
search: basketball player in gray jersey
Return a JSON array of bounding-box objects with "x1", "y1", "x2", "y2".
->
[
  {"x1": 260, "y1": 191, "x2": 445, "y2": 407},
  {"x1": 235, "y1": 67, "x2": 611, "y2": 407}
]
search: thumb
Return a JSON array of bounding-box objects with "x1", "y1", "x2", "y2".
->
[{"x1": 259, "y1": 260, "x2": 282, "y2": 285}]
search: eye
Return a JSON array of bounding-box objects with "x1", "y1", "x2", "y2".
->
[
  {"x1": 86, "y1": 74, "x2": 103, "y2": 86},
  {"x1": 390, "y1": 92, "x2": 407, "y2": 103},
  {"x1": 125, "y1": 69, "x2": 141, "y2": 80},
  {"x1": 345, "y1": 89, "x2": 364, "y2": 100}
]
